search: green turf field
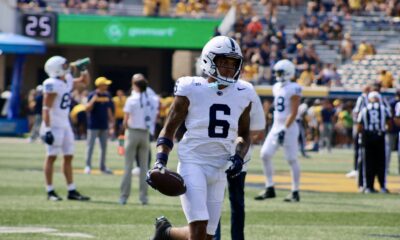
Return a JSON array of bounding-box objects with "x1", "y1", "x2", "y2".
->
[{"x1": 0, "y1": 138, "x2": 399, "y2": 240}]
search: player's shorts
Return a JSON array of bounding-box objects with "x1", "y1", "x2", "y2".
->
[
  {"x1": 45, "y1": 126, "x2": 74, "y2": 156},
  {"x1": 177, "y1": 162, "x2": 227, "y2": 235}
]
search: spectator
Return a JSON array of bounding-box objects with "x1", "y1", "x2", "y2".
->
[
  {"x1": 28, "y1": 85, "x2": 43, "y2": 143},
  {"x1": 297, "y1": 64, "x2": 315, "y2": 86},
  {"x1": 70, "y1": 103, "x2": 87, "y2": 140},
  {"x1": 112, "y1": 89, "x2": 127, "y2": 137},
  {"x1": 84, "y1": 77, "x2": 114, "y2": 175},
  {"x1": 320, "y1": 99, "x2": 335, "y2": 152},
  {"x1": 340, "y1": 33, "x2": 354, "y2": 61},
  {"x1": 246, "y1": 17, "x2": 263, "y2": 36},
  {"x1": 378, "y1": 69, "x2": 394, "y2": 89}
]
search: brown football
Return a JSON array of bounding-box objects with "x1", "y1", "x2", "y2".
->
[{"x1": 148, "y1": 168, "x2": 186, "y2": 196}]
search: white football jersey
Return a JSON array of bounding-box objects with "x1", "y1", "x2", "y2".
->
[
  {"x1": 272, "y1": 82, "x2": 302, "y2": 122},
  {"x1": 42, "y1": 75, "x2": 73, "y2": 128},
  {"x1": 175, "y1": 77, "x2": 255, "y2": 168},
  {"x1": 243, "y1": 84, "x2": 266, "y2": 167}
]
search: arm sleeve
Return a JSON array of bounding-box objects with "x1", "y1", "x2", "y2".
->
[{"x1": 43, "y1": 81, "x2": 57, "y2": 94}]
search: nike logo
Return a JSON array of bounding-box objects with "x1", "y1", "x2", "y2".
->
[{"x1": 237, "y1": 87, "x2": 246, "y2": 91}]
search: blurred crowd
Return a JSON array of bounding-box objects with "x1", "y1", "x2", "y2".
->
[{"x1": 22, "y1": 84, "x2": 174, "y2": 142}]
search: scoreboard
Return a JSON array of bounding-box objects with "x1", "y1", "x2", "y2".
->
[{"x1": 19, "y1": 12, "x2": 56, "y2": 43}]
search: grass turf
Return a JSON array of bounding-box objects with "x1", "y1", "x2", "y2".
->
[{"x1": 0, "y1": 138, "x2": 399, "y2": 240}]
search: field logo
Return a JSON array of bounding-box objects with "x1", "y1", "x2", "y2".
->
[{"x1": 104, "y1": 22, "x2": 125, "y2": 42}]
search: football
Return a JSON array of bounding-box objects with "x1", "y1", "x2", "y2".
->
[{"x1": 147, "y1": 168, "x2": 186, "y2": 197}]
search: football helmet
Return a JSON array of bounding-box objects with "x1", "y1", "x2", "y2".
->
[
  {"x1": 273, "y1": 59, "x2": 295, "y2": 83},
  {"x1": 200, "y1": 36, "x2": 243, "y2": 87},
  {"x1": 44, "y1": 56, "x2": 68, "y2": 78}
]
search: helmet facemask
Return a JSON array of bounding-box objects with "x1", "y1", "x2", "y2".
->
[{"x1": 206, "y1": 53, "x2": 243, "y2": 87}]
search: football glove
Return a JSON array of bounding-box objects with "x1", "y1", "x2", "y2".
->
[
  {"x1": 146, "y1": 158, "x2": 167, "y2": 189},
  {"x1": 226, "y1": 154, "x2": 244, "y2": 178},
  {"x1": 43, "y1": 131, "x2": 54, "y2": 145},
  {"x1": 277, "y1": 130, "x2": 285, "y2": 145}
]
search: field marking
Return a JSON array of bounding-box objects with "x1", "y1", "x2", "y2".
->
[
  {"x1": 246, "y1": 172, "x2": 400, "y2": 193},
  {"x1": 0, "y1": 227, "x2": 57, "y2": 233},
  {"x1": 74, "y1": 169, "x2": 400, "y2": 193},
  {"x1": 45, "y1": 232, "x2": 94, "y2": 238}
]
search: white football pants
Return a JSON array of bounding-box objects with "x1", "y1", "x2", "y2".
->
[{"x1": 260, "y1": 122, "x2": 300, "y2": 191}]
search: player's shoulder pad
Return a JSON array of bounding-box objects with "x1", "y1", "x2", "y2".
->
[{"x1": 175, "y1": 76, "x2": 204, "y2": 96}]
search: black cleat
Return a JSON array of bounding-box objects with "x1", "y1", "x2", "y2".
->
[
  {"x1": 47, "y1": 190, "x2": 63, "y2": 201},
  {"x1": 254, "y1": 187, "x2": 276, "y2": 200},
  {"x1": 284, "y1": 191, "x2": 300, "y2": 202},
  {"x1": 151, "y1": 216, "x2": 172, "y2": 240},
  {"x1": 67, "y1": 190, "x2": 90, "y2": 201}
]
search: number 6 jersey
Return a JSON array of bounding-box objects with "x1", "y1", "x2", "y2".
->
[
  {"x1": 174, "y1": 77, "x2": 258, "y2": 168},
  {"x1": 272, "y1": 81, "x2": 302, "y2": 123},
  {"x1": 42, "y1": 75, "x2": 73, "y2": 128}
]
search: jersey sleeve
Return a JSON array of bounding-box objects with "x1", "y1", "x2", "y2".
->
[
  {"x1": 291, "y1": 83, "x2": 302, "y2": 97},
  {"x1": 174, "y1": 77, "x2": 192, "y2": 97},
  {"x1": 43, "y1": 80, "x2": 57, "y2": 94},
  {"x1": 123, "y1": 98, "x2": 132, "y2": 113},
  {"x1": 249, "y1": 90, "x2": 266, "y2": 131}
]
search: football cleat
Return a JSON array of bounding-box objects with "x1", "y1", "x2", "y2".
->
[
  {"x1": 380, "y1": 188, "x2": 390, "y2": 194},
  {"x1": 151, "y1": 216, "x2": 172, "y2": 240},
  {"x1": 283, "y1": 191, "x2": 300, "y2": 202},
  {"x1": 254, "y1": 186, "x2": 276, "y2": 200},
  {"x1": 47, "y1": 190, "x2": 63, "y2": 201},
  {"x1": 364, "y1": 188, "x2": 378, "y2": 194},
  {"x1": 67, "y1": 190, "x2": 90, "y2": 201}
]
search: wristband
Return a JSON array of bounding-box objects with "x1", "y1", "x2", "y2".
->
[
  {"x1": 156, "y1": 137, "x2": 174, "y2": 149},
  {"x1": 156, "y1": 152, "x2": 169, "y2": 165}
]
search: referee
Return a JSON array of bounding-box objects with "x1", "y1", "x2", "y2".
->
[
  {"x1": 347, "y1": 86, "x2": 370, "y2": 179},
  {"x1": 357, "y1": 91, "x2": 391, "y2": 193}
]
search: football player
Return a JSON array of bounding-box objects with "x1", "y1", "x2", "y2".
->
[
  {"x1": 214, "y1": 81, "x2": 266, "y2": 240},
  {"x1": 41, "y1": 56, "x2": 90, "y2": 201},
  {"x1": 255, "y1": 59, "x2": 302, "y2": 202},
  {"x1": 148, "y1": 36, "x2": 255, "y2": 240}
]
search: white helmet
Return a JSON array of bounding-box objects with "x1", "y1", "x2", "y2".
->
[
  {"x1": 200, "y1": 36, "x2": 243, "y2": 86},
  {"x1": 44, "y1": 56, "x2": 68, "y2": 78},
  {"x1": 273, "y1": 59, "x2": 295, "y2": 83}
]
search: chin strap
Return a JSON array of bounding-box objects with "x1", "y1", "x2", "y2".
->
[{"x1": 208, "y1": 81, "x2": 220, "y2": 89}]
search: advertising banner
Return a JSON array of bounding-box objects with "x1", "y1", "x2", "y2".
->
[{"x1": 58, "y1": 14, "x2": 221, "y2": 49}]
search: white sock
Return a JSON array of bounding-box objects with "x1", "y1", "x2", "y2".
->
[
  {"x1": 262, "y1": 156, "x2": 275, "y2": 188},
  {"x1": 289, "y1": 159, "x2": 300, "y2": 191},
  {"x1": 67, "y1": 183, "x2": 76, "y2": 191},
  {"x1": 46, "y1": 185, "x2": 54, "y2": 192}
]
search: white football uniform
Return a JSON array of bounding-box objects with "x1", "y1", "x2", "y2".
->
[
  {"x1": 242, "y1": 82, "x2": 266, "y2": 171},
  {"x1": 41, "y1": 74, "x2": 74, "y2": 156},
  {"x1": 260, "y1": 81, "x2": 302, "y2": 191},
  {"x1": 174, "y1": 77, "x2": 254, "y2": 235}
]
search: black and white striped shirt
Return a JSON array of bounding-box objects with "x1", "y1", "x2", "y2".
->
[{"x1": 357, "y1": 102, "x2": 391, "y2": 133}]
